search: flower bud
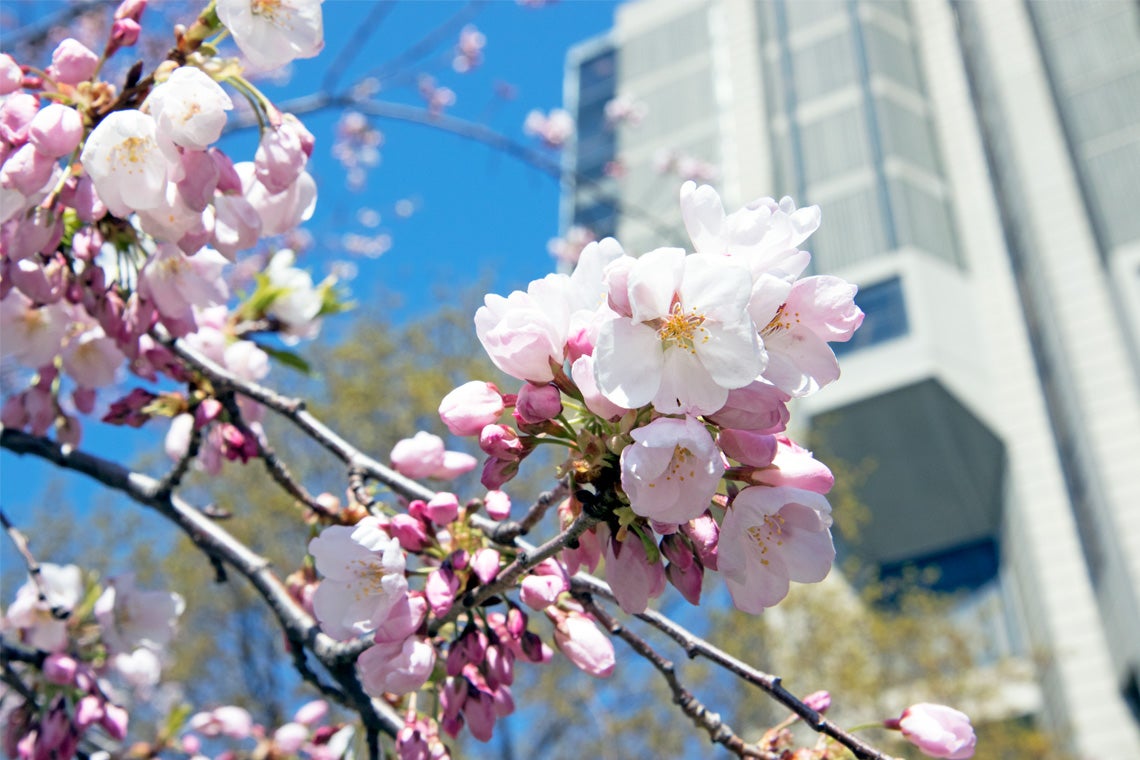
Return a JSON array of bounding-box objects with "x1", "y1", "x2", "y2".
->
[
  {"x1": 470, "y1": 548, "x2": 500, "y2": 584},
  {"x1": 28, "y1": 104, "x2": 83, "y2": 158},
  {"x1": 478, "y1": 424, "x2": 523, "y2": 460},
  {"x1": 553, "y1": 612, "x2": 615, "y2": 678},
  {"x1": 514, "y1": 382, "x2": 562, "y2": 424},
  {"x1": 483, "y1": 490, "x2": 511, "y2": 520},
  {"x1": 43, "y1": 654, "x2": 78, "y2": 685},
  {"x1": 107, "y1": 18, "x2": 141, "y2": 54},
  {"x1": 389, "y1": 513, "x2": 428, "y2": 553},
  {"x1": 890, "y1": 703, "x2": 976, "y2": 759},
  {"x1": 49, "y1": 38, "x2": 99, "y2": 85},
  {"x1": 480, "y1": 456, "x2": 519, "y2": 490},
  {"x1": 391, "y1": 431, "x2": 446, "y2": 479},
  {"x1": 438, "y1": 381, "x2": 504, "y2": 436},
  {"x1": 803, "y1": 690, "x2": 831, "y2": 713},
  {"x1": 0, "y1": 54, "x2": 21, "y2": 95},
  {"x1": 424, "y1": 492, "x2": 459, "y2": 525},
  {"x1": 717, "y1": 428, "x2": 777, "y2": 468},
  {"x1": 425, "y1": 566, "x2": 458, "y2": 617}
]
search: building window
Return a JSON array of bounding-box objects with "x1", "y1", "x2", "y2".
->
[{"x1": 833, "y1": 275, "x2": 908, "y2": 356}]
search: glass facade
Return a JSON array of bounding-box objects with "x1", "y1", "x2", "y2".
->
[
  {"x1": 1028, "y1": 1, "x2": 1140, "y2": 255},
  {"x1": 759, "y1": 0, "x2": 961, "y2": 272},
  {"x1": 566, "y1": 46, "x2": 619, "y2": 239},
  {"x1": 832, "y1": 276, "x2": 908, "y2": 356}
]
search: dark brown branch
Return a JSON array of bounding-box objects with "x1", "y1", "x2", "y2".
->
[
  {"x1": 0, "y1": 429, "x2": 401, "y2": 741},
  {"x1": 578, "y1": 595, "x2": 773, "y2": 759},
  {"x1": 487, "y1": 481, "x2": 569, "y2": 544}
]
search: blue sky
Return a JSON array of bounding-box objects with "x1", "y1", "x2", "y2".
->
[{"x1": 0, "y1": 1, "x2": 620, "y2": 540}]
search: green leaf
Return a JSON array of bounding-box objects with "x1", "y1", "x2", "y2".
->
[{"x1": 255, "y1": 342, "x2": 313, "y2": 375}]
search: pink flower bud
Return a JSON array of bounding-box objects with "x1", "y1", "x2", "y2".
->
[
  {"x1": 391, "y1": 431, "x2": 446, "y2": 479},
  {"x1": 424, "y1": 492, "x2": 459, "y2": 525},
  {"x1": 100, "y1": 703, "x2": 129, "y2": 740},
  {"x1": 514, "y1": 382, "x2": 562, "y2": 424},
  {"x1": 478, "y1": 424, "x2": 523, "y2": 460},
  {"x1": 891, "y1": 703, "x2": 976, "y2": 759},
  {"x1": 0, "y1": 54, "x2": 21, "y2": 95},
  {"x1": 43, "y1": 654, "x2": 78, "y2": 685},
  {"x1": 28, "y1": 104, "x2": 83, "y2": 158},
  {"x1": 425, "y1": 566, "x2": 458, "y2": 617},
  {"x1": 273, "y1": 722, "x2": 309, "y2": 753},
  {"x1": 553, "y1": 612, "x2": 615, "y2": 678},
  {"x1": 681, "y1": 512, "x2": 719, "y2": 571},
  {"x1": 748, "y1": 435, "x2": 834, "y2": 494},
  {"x1": 255, "y1": 114, "x2": 313, "y2": 194},
  {"x1": 194, "y1": 398, "x2": 223, "y2": 427},
  {"x1": 108, "y1": 18, "x2": 141, "y2": 54},
  {"x1": 665, "y1": 560, "x2": 703, "y2": 605},
  {"x1": 438, "y1": 381, "x2": 504, "y2": 436},
  {"x1": 75, "y1": 695, "x2": 104, "y2": 729},
  {"x1": 63, "y1": 176, "x2": 107, "y2": 223},
  {"x1": 114, "y1": 0, "x2": 147, "y2": 22},
  {"x1": 717, "y1": 429, "x2": 777, "y2": 468},
  {"x1": 707, "y1": 380, "x2": 791, "y2": 434},
  {"x1": 432, "y1": 450, "x2": 478, "y2": 480},
  {"x1": 506, "y1": 606, "x2": 527, "y2": 639},
  {"x1": 470, "y1": 548, "x2": 500, "y2": 584},
  {"x1": 389, "y1": 513, "x2": 428, "y2": 552},
  {"x1": 0, "y1": 92, "x2": 38, "y2": 145},
  {"x1": 520, "y1": 574, "x2": 567, "y2": 610},
  {"x1": 604, "y1": 256, "x2": 635, "y2": 318},
  {"x1": 803, "y1": 690, "x2": 831, "y2": 713},
  {"x1": 477, "y1": 491, "x2": 508, "y2": 522},
  {"x1": 49, "y1": 39, "x2": 99, "y2": 85},
  {"x1": 464, "y1": 692, "x2": 496, "y2": 742},
  {"x1": 480, "y1": 456, "x2": 519, "y2": 490},
  {"x1": 602, "y1": 526, "x2": 666, "y2": 615},
  {"x1": 1, "y1": 143, "x2": 56, "y2": 195}
]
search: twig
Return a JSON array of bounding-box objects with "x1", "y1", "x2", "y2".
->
[
  {"x1": 0, "y1": 509, "x2": 69, "y2": 620},
  {"x1": 569, "y1": 574, "x2": 897, "y2": 760},
  {"x1": 487, "y1": 481, "x2": 569, "y2": 544},
  {"x1": 578, "y1": 595, "x2": 773, "y2": 759},
  {"x1": 154, "y1": 418, "x2": 202, "y2": 498}
]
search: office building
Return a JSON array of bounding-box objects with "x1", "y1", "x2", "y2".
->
[{"x1": 561, "y1": 1, "x2": 1140, "y2": 756}]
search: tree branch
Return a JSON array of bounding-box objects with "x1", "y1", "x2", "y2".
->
[
  {"x1": 577, "y1": 594, "x2": 773, "y2": 759},
  {"x1": 0, "y1": 429, "x2": 401, "y2": 742}
]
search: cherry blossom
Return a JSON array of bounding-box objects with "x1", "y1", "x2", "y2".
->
[
  {"x1": 0, "y1": 293, "x2": 69, "y2": 368},
  {"x1": 137, "y1": 244, "x2": 229, "y2": 335},
  {"x1": 79, "y1": 110, "x2": 168, "y2": 218},
  {"x1": 357, "y1": 637, "x2": 436, "y2": 696},
  {"x1": 309, "y1": 516, "x2": 409, "y2": 639},
  {"x1": 474, "y1": 273, "x2": 572, "y2": 383},
  {"x1": 891, "y1": 703, "x2": 977, "y2": 759},
  {"x1": 0, "y1": 563, "x2": 83, "y2": 652},
  {"x1": 620, "y1": 415, "x2": 724, "y2": 525},
  {"x1": 552, "y1": 611, "x2": 615, "y2": 677},
  {"x1": 264, "y1": 248, "x2": 323, "y2": 339},
  {"x1": 216, "y1": 0, "x2": 325, "y2": 72},
  {"x1": 438, "y1": 381, "x2": 504, "y2": 436},
  {"x1": 93, "y1": 573, "x2": 185, "y2": 654},
  {"x1": 144, "y1": 66, "x2": 233, "y2": 152},
  {"x1": 594, "y1": 247, "x2": 762, "y2": 415},
  {"x1": 718, "y1": 486, "x2": 835, "y2": 614}
]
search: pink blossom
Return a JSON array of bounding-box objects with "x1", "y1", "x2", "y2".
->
[
  {"x1": 391, "y1": 431, "x2": 446, "y2": 478},
  {"x1": 479, "y1": 424, "x2": 523, "y2": 460},
  {"x1": 424, "y1": 492, "x2": 460, "y2": 525},
  {"x1": 620, "y1": 416, "x2": 724, "y2": 525},
  {"x1": 892, "y1": 703, "x2": 976, "y2": 759},
  {"x1": 0, "y1": 54, "x2": 21, "y2": 95},
  {"x1": 309, "y1": 517, "x2": 409, "y2": 639},
  {"x1": 49, "y1": 38, "x2": 98, "y2": 84},
  {"x1": 601, "y1": 526, "x2": 666, "y2": 615},
  {"x1": 707, "y1": 379, "x2": 790, "y2": 433},
  {"x1": 0, "y1": 563, "x2": 82, "y2": 652},
  {"x1": 188, "y1": 705, "x2": 253, "y2": 739},
  {"x1": 374, "y1": 593, "x2": 428, "y2": 645},
  {"x1": 237, "y1": 162, "x2": 317, "y2": 236},
  {"x1": 293, "y1": 700, "x2": 329, "y2": 726},
  {"x1": 438, "y1": 381, "x2": 504, "y2": 436},
  {"x1": 553, "y1": 611, "x2": 614, "y2": 677},
  {"x1": 433, "y1": 450, "x2": 478, "y2": 480},
  {"x1": 138, "y1": 244, "x2": 228, "y2": 334},
  {"x1": 212, "y1": 193, "x2": 262, "y2": 259},
  {"x1": 216, "y1": 0, "x2": 325, "y2": 71},
  {"x1": 358, "y1": 637, "x2": 436, "y2": 696},
  {"x1": 523, "y1": 108, "x2": 574, "y2": 148},
  {"x1": 79, "y1": 109, "x2": 168, "y2": 218},
  {"x1": 61, "y1": 326, "x2": 125, "y2": 387},
  {"x1": 274, "y1": 722, "x2": 310, "y2": 754},
  {"x1": 1, "y1": 143, "x2": 57, "y2": 196},
  {"x1": 594, "y1": 248, "x2": 762, "y2": 415},
  {"x1": 717, "y1": 428, "x2": 777, "y2": 468},
  {"x1": 453, "y1": 24, "x2": 485, "y2": 73},
  {"x1": 747, "y1": 435, "x2": 834, "y2": 494},
  {"x1": 758, "y1": 276, "x2": 864, "y2": 397},
  {"x1": 519, "y1": 559, "x2": 569, "y2": 610},
  {"x1": 471, "y1": 548, "x2": 501, "y2": 584},
  {"x1": 425, "y1": 566, "x2": 459, "y2": 617},
  {"x1": 0, "y1": 92, "x2": 38, "y2": 145},
  {"x1": 255, "y1": 114, "x2": 313, "y2": 193},
  {"x1": 718, "y1": 486, "x2": 835, "y2": 614},
  {"x1": 27, "y1": 104, "x2": 82, "y2": 158},
  {"x1": 515, "y1": 382, "x2": 562, "y2": 424},
  {"x1": 101, "y1": 704, "x2": 130, "y2": 741},
  {"x1": 484, "y1": 490, "x2": 511, "y2": 520},
  {"x1": 93, "y1": 573, "x2": 185, "y2": 654},
  {"x1": 0, "y1": 293, "x2": 69, "y2": 368},
  {"x1": 475, "y1": 273, "x2": 572, "y2": 382}
]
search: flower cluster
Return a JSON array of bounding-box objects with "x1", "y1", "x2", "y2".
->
[
  {"x1": 0, "y1": 563, "x2": 183, "y2": 757},
  {"x1": 0, "y1": 0, "x2": 339, "y2": 457}
]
